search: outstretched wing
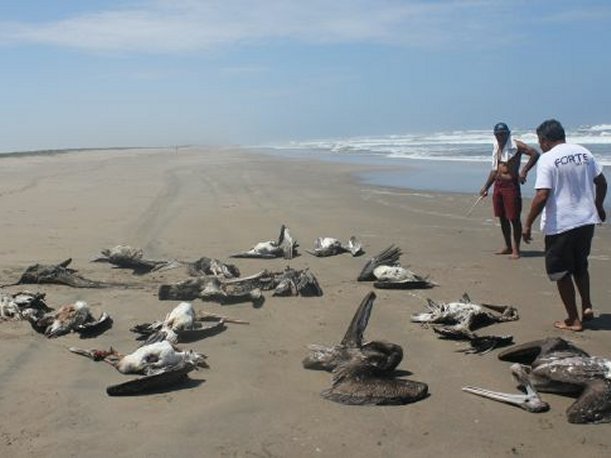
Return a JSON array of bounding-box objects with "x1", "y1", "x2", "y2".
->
[{"x1": 340, "y1": 291, "x2": 376, "y2": 348}]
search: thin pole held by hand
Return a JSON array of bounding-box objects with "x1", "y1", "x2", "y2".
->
[{"x1": 466, "y1": 195, "x2": 484, "y2": 216}]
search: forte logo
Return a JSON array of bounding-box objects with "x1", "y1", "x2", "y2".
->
[{"x1": 554, "y1": 153, "x2": 590, "y2": 168}]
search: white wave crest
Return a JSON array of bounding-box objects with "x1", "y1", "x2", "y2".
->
[{"x1": 260, "y1": 126, "x2": 611, "y2": 164}]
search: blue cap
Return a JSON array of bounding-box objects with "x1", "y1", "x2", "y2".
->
[{"x1": 493, "y1": 122, "x2": 510, "y2": 134}]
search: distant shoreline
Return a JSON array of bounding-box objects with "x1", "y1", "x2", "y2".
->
[
  {"x1": 3, "y1": 144, "x2": 608, "y2": 210},
  {"x1": 0, "y1": 146, "x2": 155, "y2": 159}
]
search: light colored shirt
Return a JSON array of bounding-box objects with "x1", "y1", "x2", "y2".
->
[
  {"x1": 491, "y1": 135, "x2": 518, "y2": 170},
  {"x1": 534, "y1": 143, "x2": 603, "y2": 235}
]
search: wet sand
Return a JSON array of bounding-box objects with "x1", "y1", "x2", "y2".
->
[{"x1": 0, "y1": 147, "x2": 609, "y2": 457}]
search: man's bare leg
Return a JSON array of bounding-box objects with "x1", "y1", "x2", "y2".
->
[
  {"x1": 574, "y1": 271, "x2": 594, "y2": 321},
  {"x1": 509, "y1": 219, "x2": 522, "y2": 259},
  {"x1": 554, "y1": 275, "x2": 583, "y2": 331},
  {"x1": 497, "y1": 217, "x2": 512, "y2": 255}
]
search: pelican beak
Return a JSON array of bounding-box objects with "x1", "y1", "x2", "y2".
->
[{"x1": 462, "y1": 385, "x2": 549, "y2": 413}]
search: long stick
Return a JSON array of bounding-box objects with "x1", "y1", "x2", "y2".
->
[{"x1": 466, "y1": 195, "x2": 485, "y2": 216}]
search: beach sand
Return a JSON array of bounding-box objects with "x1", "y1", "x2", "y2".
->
[{"x1": 0, "y1": 147, "x2": 609, "y2": 457}]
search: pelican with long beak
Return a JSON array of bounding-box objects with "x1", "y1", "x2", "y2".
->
[
  {"x1": 463, "y1": 337, "x2": 611, "y2": 424},
  {"x1": 69, "y1": 341, "x2": 208, "y2": 396}
]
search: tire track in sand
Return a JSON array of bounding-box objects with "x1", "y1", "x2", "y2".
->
[{"x1": 127, "y1": 166, "x2": 185, "y2": 255}]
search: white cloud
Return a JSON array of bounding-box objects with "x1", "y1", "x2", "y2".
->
[
  {"x1": 0, "y1": 0, "x2": 608, "y2": 54},
  {"x1": 0, "y1": 0, "x2": 512, "y2": 53}
]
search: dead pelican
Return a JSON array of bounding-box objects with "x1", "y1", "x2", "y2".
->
[
  {"x1": 271, "y1": 267, "x2": 323, "y2": 297},
  {"x1": 91, "y1": 245, "x2": 181, "y2": 274},
  {"x1": 230, "y1": 225, "x2": 297, "y2": 259},
  {"x1": 356, "y1": 245, "x2": 433, "y2": 289},
  {"x1": 69, "y1": 340, "x2": 208, "y2": 396},
  {"x1": 463, "y1": 338, "x2": 611, "y2": 424},
  {"x1": 322, "y1": 355, "x2": 429, "y2": 406},
  {"x1": 158, "y1": 273, "x2": 265, "y2": 305},
  {"x1": 411, "y1": 293, "x2": 518, "y2": 354},
  {"x1": 3, "y1": 258, "x2": 132, "y2": 288},
  {"x1": 30, "y1": 301, "x2": 112, "y2": 338},
  {"x1": 303, "y1": 292, "x2": 402, "y2": 372},
  {"x1": 185, "y1": 257, "x2": 240, "y2": 278},
  {"x1": 158, "y1": 267, "x2": 322, "y2": 303},
  {"x1": 371, "y1": 265, "x2": 435, "y2": 289},
  {"x1": 131, "y1": 301, "x2": 248, "y2": 344},
  {"x1": 0, "y1": 290, "x2": 52, "y2": 321},
  {"x1": 306, "y1": 236, "x2": 364, "y2": 257},
  {"x1": 304, "y1": 291, "x2": 428, "y2": 405},
  {"x1": 357, "y1": 245, "x2": 402, "y2": 281}
]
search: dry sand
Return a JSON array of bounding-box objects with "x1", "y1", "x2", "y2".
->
[{"x1": 0, "y1": 147, "x2": 609, "y2": 457}]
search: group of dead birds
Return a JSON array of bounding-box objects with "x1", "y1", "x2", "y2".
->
[{"x1": 1, "y1": 224, "x2": 610, "y2": 424}]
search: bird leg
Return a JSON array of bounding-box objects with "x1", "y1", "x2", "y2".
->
[
  {"x1": 479, "y1": 303, "x2": 519, "y2": 322},
  {"x1": 196, "y1": 312, "x2": 249, "y2": 324}
]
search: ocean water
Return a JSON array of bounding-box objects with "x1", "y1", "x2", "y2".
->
[{"x1": 256, "y1": 124, "x2": 611, "y2": 199}]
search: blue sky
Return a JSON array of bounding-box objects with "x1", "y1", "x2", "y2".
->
[{"x1": 1, "y1": 0, "x2": 610, "y2": 152}]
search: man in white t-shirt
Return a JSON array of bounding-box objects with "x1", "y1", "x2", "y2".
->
[{"x1": 523, "y1": 119, "x2": 607, "y2": 332}]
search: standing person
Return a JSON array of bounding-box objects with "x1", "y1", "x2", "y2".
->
[
  {"x1": 523, "y1": 119, "x2": 607, "y2": 332},
  {"x1": 480, "y1": 122, "x2": 540, "y2": 259}
]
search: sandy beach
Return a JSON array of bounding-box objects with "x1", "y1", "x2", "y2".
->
[{"x1": 0, "y1": 147, "x2": 609, "y2": 457}]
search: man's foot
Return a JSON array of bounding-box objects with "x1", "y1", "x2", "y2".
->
[
  {"x1": 582, "y1": 308, "x2": 595, "y2": 322},
  {"x1": 553, "y1": 319, "x2": 583, "y2": 332},
  {"x1": 509, "y1": 251, "x2": 520, "y2": 260},
  {"x1": 496, "y1": 248, "x2": 512, "y2": 255}
]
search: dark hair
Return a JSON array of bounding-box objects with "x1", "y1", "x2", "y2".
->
[{"x1": 536, "y1": 119, "x2": 566, "y2": 142}]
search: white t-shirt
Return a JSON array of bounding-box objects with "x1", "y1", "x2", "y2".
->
[{"x1": 534, "y1": 143, "x2": 604, "y2": 235}]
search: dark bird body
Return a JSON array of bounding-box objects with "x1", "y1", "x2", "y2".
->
[
  {"x1": 91, "y1": 245, "x2": 180, "y2": 274},
  {"x1": 158, "y1": 268, "x2": 321, "y2": 303},
  {"x1": 304, "y1": 291, "x2": 428, "y2": 405},
  {"x1": 322, "y1": 359, "x2": 428, "y2": 406},
  {"x1": 5, "y1": 258, "x2": 131, "y2": 288}
]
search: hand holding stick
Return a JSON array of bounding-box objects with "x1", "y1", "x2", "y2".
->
[{"x1": 466, "y1": 195, "x2": 485, "y2": 216}]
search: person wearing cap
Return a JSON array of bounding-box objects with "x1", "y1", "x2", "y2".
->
[
  {"x1": 480, "y1": 122, "x2": 539, "y2": 259},
  {"x1": 523, "y1": 119, "x2": 607, "y2": 332}
]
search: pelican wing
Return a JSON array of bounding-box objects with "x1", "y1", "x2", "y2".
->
[
  {"x1": 296, "y1": 270, "x2": 323, "y2": 297},
  {"x1": 76, "y1": 312, "x2": 113, "y2": 338},
  {"x1": 106, "y1": 365, "x2": 195, "y2": 396},
  {"x1": 340, "y1": 291, "x2": 376, "y2": 348},
  {"x1": 357, "y1": 245, "x2": 402, "y2": 281}
]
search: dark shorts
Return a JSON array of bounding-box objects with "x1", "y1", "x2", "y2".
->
[
  {"x1": 544, "y1": 224, "x2": 595, "y2": 281},
  {"x1": 492, "y1": 179, "x2": 522, "y2": 220}
]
